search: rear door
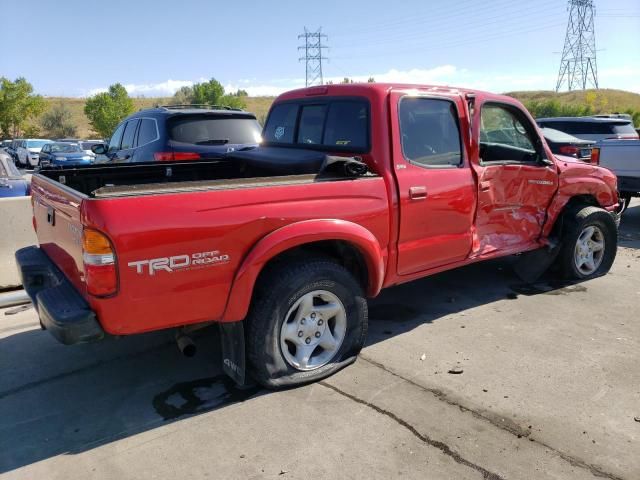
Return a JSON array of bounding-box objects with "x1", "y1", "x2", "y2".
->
[
  {"x1": 391, "y1": 91, "x2": 476, "y2": 275},
  {"x1": 473, "y1": 102, "x2": 558, "y2": 254}
]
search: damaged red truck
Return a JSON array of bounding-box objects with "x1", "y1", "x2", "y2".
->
[{"x1": 17, "y1": 83, "x2": 619, "y2": 388}]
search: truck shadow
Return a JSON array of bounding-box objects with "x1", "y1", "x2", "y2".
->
[{"x1": 0, "y1": 230, "x2": 629, "y2": 473}]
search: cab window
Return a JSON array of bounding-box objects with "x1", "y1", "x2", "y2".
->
[
  {"x1": 479, "y1": 104, "x2": 541, "y2": 164},
  {"x1": 399, "y1": 97, "x2": 463, "y2": 167},
  {"x1": 263, "y1": 99, "x2": 369, "y2": 152}
]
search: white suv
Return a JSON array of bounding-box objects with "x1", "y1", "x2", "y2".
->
[{"x1": 16, "y1": 139, "x2": 52, "y2": 168}]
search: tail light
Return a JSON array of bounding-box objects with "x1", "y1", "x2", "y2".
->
[
  {"x1": 559, "y1": 145, "x2": 580, "y2": 157},
  {"x1": 154, "y1": 152, "x2": 201, "y2": 161},
  {"x1": 82, "y1": 229, "x2": 118, "y2": 296},
  {"x1": 590, "y1": 147, "x2": 600, "y2": 165}
]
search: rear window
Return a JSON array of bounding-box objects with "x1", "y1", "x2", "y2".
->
[
  {"x1": 168, "y1": 115, "x2": 262, "y2": 145},
  {"x1": 263, "y1": 99, "x2": 370, "y2": 151},
  {"x1": 540, "y1": 120, "x2": 635, "y2": 136}
]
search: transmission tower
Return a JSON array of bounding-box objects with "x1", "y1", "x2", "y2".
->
[
  {"x1": 555, "y1": 0, "x2": 598, "y2": 92},
  {"x1": 298, "y1": 28, "x2": 328, "y2": 87}
]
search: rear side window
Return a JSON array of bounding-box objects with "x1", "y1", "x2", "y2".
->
[
  {"x1": 399, "y1": 97, "x2": 463, "y2": 167},
  {"x1": 168, "y1": 115, "x2": 262, "y2": 145},
  {"x1": 137, "y1": 119, "x2": 158, "y2": 146},
  {"x1": 120, "y1": 119, "x2": 139, "y2": 150},
  {"x1": 264, "y1": 99, "x2": 370, "y2": 151}
]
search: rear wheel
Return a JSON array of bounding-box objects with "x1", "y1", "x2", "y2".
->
[
  {"x1": 246, "y1": 257, "x2": 368, "y2": 389},
  {"x1": 556, "y1": 206, "x2": 617, "y2": 280}
]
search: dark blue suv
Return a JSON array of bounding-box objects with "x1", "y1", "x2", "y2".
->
[{"x1": 92, "y1": 105, "x2": 262, "y2": 163}]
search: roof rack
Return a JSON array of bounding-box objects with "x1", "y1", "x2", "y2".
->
[{"x1": 156, "y1": 104, "x2": 244, "y2": 112}]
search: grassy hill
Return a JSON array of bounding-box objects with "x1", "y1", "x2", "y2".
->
[{"x1": 37, "y1": 88, "x2": 640, "y2": 138}]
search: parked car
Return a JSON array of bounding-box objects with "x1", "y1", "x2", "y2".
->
[
  {"x1": 540, "y1": 127, "x2": 595, "y2": 161},
  {"x1": 590, "y1": 139, "x2": 640, "y2": 214},
  {"x1": 18, "y1": 83, "x2": 619, "y2": 389},
  {"x1": 0, "y1": 152, "x2": 29, "y2": 197},
  {"x1": 536, "y1": 116, "x2": 639, "y2": 142},
  {"x1": 16, "y1": 139, "x2": 52, "y2": 168},
  {"x1": 78, "y1": 139, "x2": 104, "y2": 155},
  {"x1": 5, "y1": 139, "x2": 21, "y2": 163},
  {"x1": 1, "y1": 140, "x2": 12, "y2": 151},
  {"x1": 91, "y1": 105, "x2": 262, "y2": 163},
  {"x1": 39, "y1": 142, "x2": 94, "y2": 167}
]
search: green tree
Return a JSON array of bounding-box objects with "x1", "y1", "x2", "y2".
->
[
  {"x1": 367, "y1": 77, "x2": 375, "y2": 83},
  {"x1": 41, "y1": 102, "x2": 78, "y2": 138},
  {"x1": 170, "y1": 78, "x2": 246, "y2": 109},
  {"x1": 0, "y1": 77, "x2": 46, "y2": 137},
  {"x1": 84, "y1": 83, "x2": 134, "y2": 137},
  {"x1": 341, "y1": 77, "x2": 354, "y2": 84},
  {"x1": 171, "y1": 85, "x2": 195, "y2": 105}
]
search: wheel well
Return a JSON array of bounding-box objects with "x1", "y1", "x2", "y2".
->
[
  {"x1": 550, "y1": 194, "x2": 600, "y2": 238},
  {"x1": 256, "y1": 240, "x2": 370, "y2": 293}
]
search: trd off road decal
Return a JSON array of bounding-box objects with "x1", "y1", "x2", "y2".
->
[{"x1": 128, "y1": 250, "x2": 230, "y2": 276}]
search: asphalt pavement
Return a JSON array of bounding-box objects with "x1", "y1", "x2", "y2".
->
[{"x1": 1, "y1": 201, "x2": 639, "y2": 479}]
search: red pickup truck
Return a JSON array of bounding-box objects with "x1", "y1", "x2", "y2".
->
[{"x1": 16, "y1": 83, "x2": 619, "y2": 388}]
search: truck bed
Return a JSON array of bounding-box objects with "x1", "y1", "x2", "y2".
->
[{"x1": 37, "y1": 148, "x2": 372, "y2": 198}]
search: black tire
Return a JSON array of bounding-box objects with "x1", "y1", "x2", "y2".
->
[
  {"x1": 246, "y1": 257, "x2": 368, "y2": 389},
  {"x1": 556, "y1": 206, "x2": 617, "y2": 280}
]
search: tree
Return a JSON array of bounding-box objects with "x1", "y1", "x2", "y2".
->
[
  {"x1": 341, "y1": 77, "x2": 354, "y2": 84},
  {"x1": 41, "y1": 102, "x2": 77, "y2": 138},
  {"x1": 84, "y1": 83, "x2": 134, "y2": 137},
  {"x1": 171, "y1": 85, "x2": 195, "y2": 105},
  {"x1": 367, "y1": 77, "x2": 375, "y2": 83},
  {"x1": 170, "y1": 78, "x2": 246, "y2": 109},
  {"x1": 0, "y1": 77, "x2": 46, "y2": 138}
]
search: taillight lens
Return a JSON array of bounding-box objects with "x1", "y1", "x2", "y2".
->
[
  {"x1": 82, "y1": 229, "x2": 117, "y2": 296},
  {"x1": 558, "y1": 145, "x2": 580, "y2": 157},
  {"x1": 590, "y1": 147, "x2": 600, "y2": 165},
  {"x1": 153, "y1": 152, "x2": 201, "y2": 161}
]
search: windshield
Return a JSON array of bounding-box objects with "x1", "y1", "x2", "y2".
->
[
  {"x1": 26, "y1": 140, "x2": 50, "y2": 148},
  {"x1": 168, "y1": 115, "x2": 262, "y2": 145},
  {"x1": 51, "y1": 143, "x2": 82, "y2": 153}
]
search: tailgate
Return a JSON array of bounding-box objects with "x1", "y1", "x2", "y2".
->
[{"x1": 30, "y1": 174, "x2": 87, "y2": 298}]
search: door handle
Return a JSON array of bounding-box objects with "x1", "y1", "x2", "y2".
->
[
  {"x1": 480, "y1": 181, "x2": 491, "y2": 191},
  {"x1": 122, "y1": 154, "x2": 131, "y2": 160},
  {"x1": 409, "y1": 186, "x2": 427, "y2": 200}
]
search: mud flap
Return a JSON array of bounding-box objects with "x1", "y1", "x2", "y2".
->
[
  {"x1": 514, "y1": 244, "x2": 561, "y2": 284},
  {"x1": 219, "y1": 321, "x2": 247, "y2": 386}
]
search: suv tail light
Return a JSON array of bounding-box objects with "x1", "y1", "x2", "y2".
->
[
  {"x1": 558, "y1": 145, "x2": 580, "y2": 157},
  {"x1": 154, "y1": 152, "x2": 201, "y2": 161},
  {"x1": 590, "y1": 147, "x2": 600, "y2": 165},
  {"x1": 83, "y1": 229, "x2": 117, "y2": 296}
]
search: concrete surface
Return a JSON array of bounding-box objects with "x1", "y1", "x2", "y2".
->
[
  {"x1": 1, "y1": 200, "x2": 639, "y2": 479},
  {"x1": 0, "y1": 196, "x2": 37, "y2": 289}
]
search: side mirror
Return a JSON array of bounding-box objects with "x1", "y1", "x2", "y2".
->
[{"x1": 91, "y1": 144, "x2": 107, "y2": 155}]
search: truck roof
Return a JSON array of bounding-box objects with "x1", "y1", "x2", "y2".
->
[{"x1": 274, "y1": 82, "x2": 517, "y2": 105}]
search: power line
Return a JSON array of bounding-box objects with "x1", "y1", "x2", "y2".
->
[
  {"x1": 556, "y1": 0, "x2": 599, "y2": 91},
  {"x1": 298, "y1": 28, "x2": 328, "y2": 87}
]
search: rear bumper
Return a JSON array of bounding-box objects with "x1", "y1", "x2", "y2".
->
[{"x1": 15, "y1": 246, "x2": 104, "y2": 345}]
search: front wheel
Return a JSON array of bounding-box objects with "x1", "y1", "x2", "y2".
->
[
  {"x1": 556, "y1": 206, "x2": 618, "y2": 280},
  {"x1": 246, "y1": 257, "x2": 368, "y2": 389}
]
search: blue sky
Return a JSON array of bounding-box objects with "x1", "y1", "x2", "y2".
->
[{"x1": 1, "y1": 0, "x2": 639, "y2": 97}]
